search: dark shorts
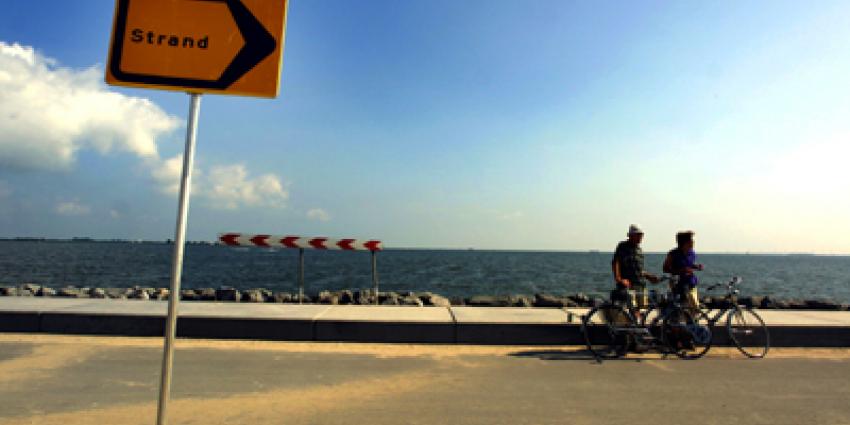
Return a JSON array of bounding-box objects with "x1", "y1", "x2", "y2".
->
[{"x1": 611, "y1": 286, "x2": 648, "y2": 308}]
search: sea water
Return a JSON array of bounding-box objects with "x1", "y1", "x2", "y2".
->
[{"x1": 1, "y1": 241, "x2": 848, "y2": 302}]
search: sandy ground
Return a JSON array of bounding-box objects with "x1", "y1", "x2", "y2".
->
[
  {"x1": 1, "y1": 334, "x2": 850, "y2": 425},
  {"x1": 3, "y1": 333, "x2": 850, "y2": 359}
]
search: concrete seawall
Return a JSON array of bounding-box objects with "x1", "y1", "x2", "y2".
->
[{"x1": 1, "y1": 298, "x2": 849, "y2": 346}]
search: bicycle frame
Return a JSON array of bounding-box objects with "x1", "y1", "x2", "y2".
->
[{"x1": 610, "y1": 288, "x2": 697, "y2": 350}]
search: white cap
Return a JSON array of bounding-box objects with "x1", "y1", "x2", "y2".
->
[{"x1": 628, "y1": 224, "x2": 644, "y2": 235}]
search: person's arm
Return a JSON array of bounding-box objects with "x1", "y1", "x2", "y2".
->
[
  {"x1": 662, "y1": 253, "x2": 673, "y2": 274},
  {"x1": 691, "y1": 253, "x2": 704, "y2": 271},
  {"x1": 642, "y1": 270, "x2": 660, "y2": 283},
  {"x1": 612, "y1": 258, "x2": 630, "y2": 288}
]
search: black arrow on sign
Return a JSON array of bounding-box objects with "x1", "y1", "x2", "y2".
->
[{"x1": 109, "y1": 0, "x2": 277, "y2": 91}]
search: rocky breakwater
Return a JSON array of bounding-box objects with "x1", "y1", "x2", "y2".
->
[{"x1": 1, "y1": 284, "x2": 849, "y2": 310}]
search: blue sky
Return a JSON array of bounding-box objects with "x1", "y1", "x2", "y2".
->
[{"x1": 1, "y1": 0, "x2": 849, "y2": 253}]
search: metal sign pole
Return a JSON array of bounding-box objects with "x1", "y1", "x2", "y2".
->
[
  {"x1": 298, "y1": 248, "x2": 305, "y2": 304},
  {"x1": 372, "y1": 251, "x2": 379, "y2": 305},
  {"x1": 156, "y1": 92, "x2": 202, "y2": 425}
]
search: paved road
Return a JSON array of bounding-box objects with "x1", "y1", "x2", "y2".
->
[{"x1": 1, "y1": 334, "x2": 849, "y2": 425}]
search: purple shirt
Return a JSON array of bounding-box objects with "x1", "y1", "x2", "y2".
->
[{"x1": 669, "y1": 248, "x2": 698, "y2": 288}]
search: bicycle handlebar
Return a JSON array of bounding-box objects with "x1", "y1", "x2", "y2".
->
[{"x1": 705, "y1": 276, "x2": 743, "y2": 292}]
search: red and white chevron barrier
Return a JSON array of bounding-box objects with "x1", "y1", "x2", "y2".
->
[{"x1": 218, "y1": 233, "x2": 382, "y2": 251}]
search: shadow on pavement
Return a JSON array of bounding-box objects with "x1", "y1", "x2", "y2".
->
[
  {"x1": 508, "y1": 349, "x2": 596, "y2": 361},
  {"x1": 509, "y1": 349, "x2": 662, "y2": 362}
]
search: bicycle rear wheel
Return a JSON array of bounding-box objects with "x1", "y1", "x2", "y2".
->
[
  {"x1": 582, "y1": 305, "x2": 631, "y2": 359},
  {"x1": 726, "y1": 307, "x2": 770, "y2": 358},
  {"x1": 662, "y1": 308, "x2": 712, "y2": 359}
]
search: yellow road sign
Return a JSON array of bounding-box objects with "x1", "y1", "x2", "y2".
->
[{"x1": 106, "y1": 0, "x2": 287, "y2": 98}]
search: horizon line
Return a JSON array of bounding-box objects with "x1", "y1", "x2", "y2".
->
[{"x1": 1, "y1": 237, "x2": 848, "y2": 257}]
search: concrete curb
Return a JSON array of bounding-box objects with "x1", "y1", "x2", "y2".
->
[{"x1": 0, "y1": 299, "x2": 848, "y2": 346}]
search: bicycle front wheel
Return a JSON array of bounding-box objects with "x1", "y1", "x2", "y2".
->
[
  {"x1": 582, "y1": 305, "x2": 631, "y2": 359},
  {"x1": 662, "y1": 308, "x2": 712, "y2": 360},
  {"x1": 726, "y1": 307, "x2": 770, "y2": 358}
]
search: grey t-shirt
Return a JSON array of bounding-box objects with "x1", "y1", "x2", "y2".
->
[{"x1": 612, "y1": 240, "x2": 645, "y2": 287}]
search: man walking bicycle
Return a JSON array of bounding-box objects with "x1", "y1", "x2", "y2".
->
[{"x1": 611, "y1": 224, "x2": 660, "y2": 315}]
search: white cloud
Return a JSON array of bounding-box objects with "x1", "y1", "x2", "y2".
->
[
  {"x1": 0, "y1": 41, "x2": 180, "y2": 172},
  {"x1": 151, "y1": 154, "x2": 187, "y2": 195},
  {"x1": 55, "y1": 200, "x2": 91, "y2": 216},
  {"x1": 151, "y1": 160, "x2": 291, "y2": 210},
  {"x1": 109, "y1": 209, "x2": 121, "y2": 219},
  {"x1": 1, "y1": 41, "x2": 294, "y2": 212},
  {"x1": 202, "y1": 164, "x2": 289, "y2": 210},
  {"x1": 307, "y1": 208, "x2": 331, "y2": 222}
]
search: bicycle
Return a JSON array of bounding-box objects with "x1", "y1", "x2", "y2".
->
[
  {"x1": 641, "y1": 276, "x2": 713, "y2": 359},
  {"x1": 701, "y1": 276, "x2": 770, "y2": 358},
  {"x1": 582, "y1": 279, "x2": 712, "y2": 360}
]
